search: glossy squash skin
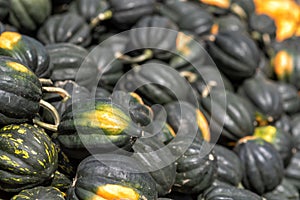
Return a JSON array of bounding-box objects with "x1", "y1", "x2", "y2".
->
[
  {"x1": 67, "y1": 154, "x2": 158, "y2": 200},
  {"x1": 0, "y1": 56, "x2": 42, "y2": 126},
  {"x1": 0, "y1": 124, "x2": 58, "y2": 192},
  {"x1": 11, "y1": 186, "x2": 65, "y2": 200},
  {"x1": 0, "y1": 32, "x2": 51, "y2": 77},
  {"x1": 213, "y1": 14, "x2": 247, "y2": 34},
  {"x1": 206, "y1": 31, "x2": 260, "y2": 81},
  {"x1": 234, "y1": 137, "x2": 284, "y2": 195},
  {"x1": 277, "y1": 82, "x2": 300, "y2": 115},
  {"x1": 37, "y1": 13, "x2": 91, "y2": 47},
  {"x1": 285, "y1": 152, "x2": 300, "y2": 191},
  {"x1": 9, "y1": 0, "x2": 51, "y2": 32},
  {"x1": 214, "y1": 144, "x2": 243, "y2": 186},
  {"x1": 57, "y1": 98, "x2": 142, "y2": 160}
]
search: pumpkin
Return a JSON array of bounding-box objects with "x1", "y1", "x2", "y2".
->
[
  {"x1": 170, "y1": 136, "x2": 217, "y2": 194},
  {"x1": 0, "y1": 31, "x2": 51, "y2": 78},
  {"x1": 199, "y1": 181, "x2": 262, "y2": 200},
  {"x1": 0, "y1": 56, "x2": 42, "y2": 126},
  {"x1": 201, "y1": 89, "x2": 255, "y2": 145},
  {"x1": 115, "y1": 62, "x2": 193, "y2": 105},
  {"x1": 238, "y1": 74, "x2": 284, "y2": 124},
  {"x1": 57, "y1": 98, "x2": 142, "y2": 160},
  {"x1": 291, "y1": 114, "x2": 300, "y2": 151},
  {"x1": 277, "y1": 82, "x2": 300, "y2": 115},
  {"x1": 214, "y1": 144, "x2": 243, "y2": 186},
  {"x1": 109, "y1": 0, "x2": 156, "y2": 30},
  {"x1": 9, "y1": 0, "x2": 51, "y2": 32},
  {"x1": 11, "y1": 186, "x2": 65, "y2": 200},
  {"x1": 285, "y1": 152, "x2": 300, "y2": 191},
  {"x1": 159, "y1": 0, "x2": 213, "y2": 36},
  {"x1": 37, "y1": 13, "x2": 91, "y2": 47},
  {"x1": 234, "y1": 136, "x2": 284, "y2": 195},
  {"x1": 254, "y1": 125, "x2": 294, "y2": 166},
  {"x1": 263, "y1": 179, "x2": 299, "y2": 200},
  {"x1": 67, "y1": 154, "x2": 157, "y2": 199},
  {"x1": 132, "y1": 137, "x2": 176, "y2": 196},
  {"x1": 46, "y1": 43, "x2": 98, "y2": 90},
  {"x1": 206, "y1": 30, "x2": 260, "y2": 81},
  {"x1": 0, "y1": 0, "x2": 9, "y2": 21},
  {"x1": 0, "y1": 124, "x2": 58, "y2": 192},
  {"x1": 50, "y1": 171, "x2": 72, "y2": 192}
]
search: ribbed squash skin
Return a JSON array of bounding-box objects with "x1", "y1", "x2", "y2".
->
[
  {"x1": 0, "y1": 0, "x2": 9, "y2": 21},
  {"x1": 170, "y1": 136, "x2": 217, "y2": 194},
  {"x1": 133, "y1": 137, "x2": 176, "y2": 196},
  {"x1": 50, "y1": 171, "x2": 72, "y2": 192},
  {"x1": 263, "y1": 179, "x2": 299, "y2": 200},
  {"x1": 109, "y1": 0, "x2": 156, "y2": 29},
  {"x1": 37, "y1": 13, "x2": 91, "y2": 47},
  {"x1": 67, "y1": 154, "x2": 157, "y2": 200},
  {"x1": 285, "y1": 152, "x2": 300, "y2": 191},
  {"x1": 249, "y1": 14, "x2": 276, "y2": 41},
  {"x1": 238, "y1": 75, "x2": 283, "y2": 123},
  {"x1": 46, "y1": 43, "x2": 97, "y2": 89},
  {"x1": 57, "y1": 98, "x2": 142, "y2": 159},
  {"x1": 274, "y1": 114, "x2": 291, "y2": 134},
  {"x1": 0, "y1": 124, "x2": 58, "y2": 192},
  {"x1": 277, "y1": 83, "x2": 300, "y2": 115},
  {"x1": 127, "y1": 15, "x2": 178, "y2": 59},
  {"x1": 213, "y1": 15, "x2": 247, "y2": 33},
  {"x1": 291, "y1": 114, "x2": 300, "y2": 151},
  {"x1": 234, "y1": 137, "x2": 284, "y2": 195},
  {"x1": 199, "y1": 182, "x2": 262, "y2": 200},
  {"x1": 207, "y1": 31, "x2": 259, "y2": 81},
  {"x1": 69, "y1": 0, "x2": 110, "y2": 22},
  {"x1": 11, "y1": 186, "x2": 65, "y2": 200},
  {"x1": 201, "y1": 89, "x2": 255, "y2": 144},
  {"x1": 0, "y1": 32, "x2": 51, "y2": 77},
  {"x1": 214, "y1": 145, "x2": 243, "y2": 186},
  {"x1": 0, "y1": 56, "x2": 42, "y2": 126},
  {"x1": 8, "y1": 0, "x2": 51, "y2": 32}
]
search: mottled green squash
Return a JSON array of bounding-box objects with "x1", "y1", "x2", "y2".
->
[
  {"x1": 0, "y1": 31, "x2": 51, "y2": 77},
  {"x1": 0, "y1": 124, "x2": 58, "y2": 192},
  {"x1": 67, "y1": 154, "x2": 157, "y2": 199},
  {"x1": 12, "y1": 186, "x2": 65, "y2": 200},
  {"x1": 9, "y1": 0, "x2": 51, "y2": 32},
  {"x1": 50, "y1": 171, "x2": 72, "y2": 192}
]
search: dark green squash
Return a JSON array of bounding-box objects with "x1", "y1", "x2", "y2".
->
[
  {"x1": 201, "y1": 89, "x2": 255, "y2": 145},
  {"x1": 206, "y1": 30, "x2": 259, "y2": 81},
  {"x1": 273, "y1": 114, "x2": 291, "y2": 134},
  {"x1": 285, "y1": 152, "x2": 300, "y2": 191},
  {"x1": 0, "y1": 31, "x2": 51, "y2": 77},
  {"x1": 0, "y1": 124, "x2": 58, "y2": 192},
  {"x1": 57, "y1": 98, "x2": 142, "y2": 160},
  {"x1": 170, "y1": 136, "x2": 217, "y2": 194},
  {"x1": 0, "y1": 56, "x2": 42, "y2": 126},
  {"x1": 116, "y1": 62, "x2": 194, "y2": 105},
  {"x1": 0, "y1": 22, "x2": 18, "y2": 34},
  {"x1": 277, "y1": 83, "x2": 300, "y2": 115},
  {"x1": 159, "y1": 0, "x2": 213, "y2": 36},
  {"x1": 254, "y1": 126, "x2": 294, "y2": 167},
  {"x1": 132, "y1": 137, "x2": 176, "y2": 196},
  {"x1": 238, "y1": 74, "x2": 284, "y2": 124},
  {"x1": 67, "y1": 154, "x2": 157, "y2": 200},
  {"x1": 11, "y1": 186, "x2": 65, "y2": 200},
  {"x1": 37, "y1": 13, "x2": 91, "y2": 47},
  {"x1": 46, "y1": 43, "x2": 98, "y2": 89},
  {"x1": 199, "y1": 181, "x2": 262, "y2": 200},
  {"x1": 263, "y1": 179, "x2": 299, "y2": 200},
  {"x1": 234, "y1": 137, "x2": 284, "y2": 195},
  {"x1": 9, "y1": 0, "x2": 51, "y2": 32},
  {"x1": 291, "y1": 114, "x2": 300, "y2": 151},
  {"x1": 109, "y1": 0, "x2": 156, "y2": 30},
  {"x1": 0, "y1": 0, "x2": 9, "y2": 21},
  {"x1": 50, "y1": 171, "x2": 72, "y2": 192},
  {"x1": 212, "y1": 14, "x2": 247, "y2": 34},
  {"x1": 214, "y1": 144, "x2": 243, "y2": 186}
]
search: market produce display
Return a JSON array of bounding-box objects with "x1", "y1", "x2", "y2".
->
[{"x1": 1, "y1": 0, "x2": 300, "y2": 199}]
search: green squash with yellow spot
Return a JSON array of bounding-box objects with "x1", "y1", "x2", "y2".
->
[
  {"x1": 0, "y1": 124, "x2": 58, "y2": 192},
  {"x1": 57, "y1": 98, "x2": 143, "y2": 160},
  {"x1": 11, "y1": 186, "x2": 65, "y2": 200},
  {"x1": 0, "y1": 56, "x2": 42, "y2": 126}
]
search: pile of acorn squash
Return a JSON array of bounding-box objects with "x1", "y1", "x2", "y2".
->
[{"x1": 1, "y1": 0, "x2": 300, "y2": 199}]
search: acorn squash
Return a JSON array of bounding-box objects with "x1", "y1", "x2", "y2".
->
[{"x1": 12, "y1": 186, "x2": 65, "y2": 200}]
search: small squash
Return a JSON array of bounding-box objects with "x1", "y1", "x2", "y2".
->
[
  {"x1": 11, "y1": 186, "x2": 65, "y2": 200},
  {"x1": 277, "y1": 82, "x2": 300, "y2": 115},
  {"x1": 50, "y1": 171, "x2": 72, "y2": 192}
]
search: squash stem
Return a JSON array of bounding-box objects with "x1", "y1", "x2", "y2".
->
[
  {"x1": 42, "y1": 87, "x2": 71, "y2": 103},
  {"x1": 230, "y1": 3, "x2": 247, "y2": 20},
  {"x1": 115, "y1": 49, "x2": 153, "y2": 64},
  {"x1": 33, "y1": 100, "x2": 60, "y2": 132},
  {"x1": 201, "y1": 81, "x2": 217, "y2": 98},
  {"x1": 179, "y1": 71, "x2": 198, "y2": 83},
  {"x1": 39, "y1": 78, "x2": 53, "y2": 86},
  {"x1": 90, "y1": 10, "x2": 113, "y2": 28}
]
